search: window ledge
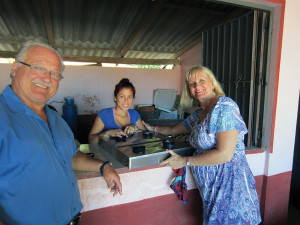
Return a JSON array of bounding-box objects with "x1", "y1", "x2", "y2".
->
[{"x1": 245, "y1": 148, "x2": 265, "y2": 154}]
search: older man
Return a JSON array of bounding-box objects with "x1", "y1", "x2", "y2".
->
[{"x1": 0, "y1": 41, "x2": 122, "y2": 225}]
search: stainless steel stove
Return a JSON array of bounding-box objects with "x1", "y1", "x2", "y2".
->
[{"x1": 98, "y1": 132, "x2": 194, "y2": 169}]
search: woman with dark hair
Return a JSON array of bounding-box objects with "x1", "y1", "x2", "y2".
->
[{"x1": 89, "y1": 78, "x2": 145, "y2": 143}]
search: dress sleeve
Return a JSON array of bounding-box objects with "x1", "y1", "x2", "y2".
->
[
  {"x1": 97, "y1": 108, "x2": 112, "y2": 129},
  {"x1": 97, "y1": 109, "x2": 106, "y2": 125},
  {"x1": 181, "y1": 109, "x2": 201, "y2": 131},
  {"x1": 209, "y1": 98, "x2": 248, "y2": 135}
]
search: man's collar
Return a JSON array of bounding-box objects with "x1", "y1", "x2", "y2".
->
[{"x1": 2, "y1": 85, "x2": 44, "y2": 119}]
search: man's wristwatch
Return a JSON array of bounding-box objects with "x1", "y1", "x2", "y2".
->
[
  {"x1": 186, "y1": 156, "x2": 191, "y2": 167},
  {"x1": 100, "y1": 161, "x2": 111, "y2": 175}
]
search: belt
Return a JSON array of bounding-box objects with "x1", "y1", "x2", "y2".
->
[{"x1": 67, "y1": 212, "x2": 81, "y2": 225}]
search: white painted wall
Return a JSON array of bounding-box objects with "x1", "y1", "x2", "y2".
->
[
  {"x1": 0, "y1": 64, "x2": 181, "y2": 115},
  {"x1": 0, "y1": 65, "x2": 12, "y2": 91},
  {"x1": 267, "y1": 0, "x2": 300, "y2": 176},
  {"x1": 179, "y1": 42, "x2": 202, "y2": 93}
]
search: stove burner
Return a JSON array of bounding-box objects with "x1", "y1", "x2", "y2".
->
[
  {"x1": 112, "y1": 135, "x2": 127, "y2": 142},
  {"x1": 132, "y1": 145, "x2": 146, "y2": 154},
  {"x1": 127, "y1": 133, "x2": 135, "y2": 137},
  {"x1": 142, "y1": 131, "x2": 154, "y2": 139},
  {"x1": 162, "y1": 140, "x2": 175, "y2": 149}
]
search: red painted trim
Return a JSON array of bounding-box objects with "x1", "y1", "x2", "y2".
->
[
  {"x1": 80, "y1": 173, "x2": 292, "y2": 225},
  {"x1": 245, "y1": 149, "x2": 265, "y2": 154},
  {"x1": 261, "y1": 171, "x2": 292, "y2": 225},
  {"x1": 262, "y1": 0, "x2": 286, "y2": 153},
  {"x1": 81, "y1": 189, "x2": 203, "y2": 225}
]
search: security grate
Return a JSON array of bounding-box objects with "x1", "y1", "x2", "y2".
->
[{"x1": 202, "y1": 10, "x2": 269, "y2": 147}]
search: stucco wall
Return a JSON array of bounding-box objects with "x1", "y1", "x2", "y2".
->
[
  {"x1": 268, "y1": 0, "x2": 300, "y2": 176},
  {"x1": 0, "y1": 64, "x2": 181, "y2": 115},
  {"x1": 179, "y1": 42, "x2": 202, "y2": 93}
]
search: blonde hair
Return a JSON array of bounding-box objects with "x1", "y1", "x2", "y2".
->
[{"x1": 179, "y1": 66, "x2": 225, "y2": 111}]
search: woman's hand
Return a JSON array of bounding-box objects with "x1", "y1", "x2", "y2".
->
[
  {"x1": 106, "y1": 129, "x2": 126, "y2": 137},
  {"x1": 124, "y1": 125, "x2": 139, "y2": 135},
  {"x1": 160, "y1": 150, "x2": 186, "y2": 169},
  {"x1": 142, "y1": 121, "x2": 155, "y2": 132}
]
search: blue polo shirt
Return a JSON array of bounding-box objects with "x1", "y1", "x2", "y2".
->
[{"x1": 0, "y1": 85, "x2": 82, "y2": 225}]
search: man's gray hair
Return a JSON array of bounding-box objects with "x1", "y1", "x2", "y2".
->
[{"x1": 15, "y1": 40, "x2": 65, "y2": 73}]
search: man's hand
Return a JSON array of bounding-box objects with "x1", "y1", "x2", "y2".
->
[{"x1": 102, "y1": 164, "x2": 122, "y2": 197}]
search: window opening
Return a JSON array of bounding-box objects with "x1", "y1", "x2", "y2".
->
[{"x1": 202, "y1": 10, "x2": 269, "y2": 148}]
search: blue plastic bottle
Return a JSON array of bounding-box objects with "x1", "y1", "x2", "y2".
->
[{"x1": 62, "y1": 97, "x2": 78, "y2": 133}]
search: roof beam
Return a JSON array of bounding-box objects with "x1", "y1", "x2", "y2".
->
[
  {"x1": 40, "y1": 0, "x2": 56, "y2": 47},
  {"x1": 174, "y1": 8, "x2": 252, "y2": 59},
  {"x1": 56, "y1": 45, "x2": 116, "y2": 52},
  {"x1": 120, "y1": 0, "x2": 163, "y2": 58},
  {"x1": 0, "y1": 50, "x2": 179, "y2": 65},
  {"x1": 174, "y1": 14, "x2": 210, "y2": 59},
  {"x1": 0, "y1": 51, "x2": 17, "y2": 58},
  {"x1": 174, "y1": 36, "x2": 202, "y2": 59},
  {"x1": 0, "y1": 39, "x2": 22, "y2": 45},
  {"x1": 163, "y1": 2, "x2": 225, "y2": 15},
  {"x1": 63, "y1": 55, "x2": 179, "y2": 65}
]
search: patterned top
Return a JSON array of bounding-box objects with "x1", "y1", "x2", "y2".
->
[{"x1": 182, "y1": 97, "x2": 261, "y2": 225}]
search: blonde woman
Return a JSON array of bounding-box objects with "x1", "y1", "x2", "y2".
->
[{"x1": 143, "y1": 66, "x2": 261, "y2": 225}]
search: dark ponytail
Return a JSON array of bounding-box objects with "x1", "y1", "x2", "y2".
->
[{"x1": 114, "y1": 78, "x2": 136, "y2": 98}]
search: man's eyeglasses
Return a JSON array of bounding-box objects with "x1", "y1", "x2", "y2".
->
[{"x1": 17, "y1": 61, "x2": 64, "y2": 81}]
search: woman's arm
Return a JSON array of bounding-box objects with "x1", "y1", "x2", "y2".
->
[
  {"x1": 88, "y1": 116, "x2": 105, "y2": 143},
  {"x1": 143, "y1": 121, "x2": 190, "y2": 136},
  {"x1": 162, "y1": 130, "x2": 238, "y2": 169},
  {"x1": 89, "y1": 116, "x2": 127, "y2": 143},
  {"x1": 135, "y1": 118, "x2": 146, "y2": 130}
]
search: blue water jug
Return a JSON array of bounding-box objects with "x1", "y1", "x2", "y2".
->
[{"x1": 62, "y1": 97, "x2": 78, "y2": 132}]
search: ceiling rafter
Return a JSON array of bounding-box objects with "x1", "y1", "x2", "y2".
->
[
  {"x1": 0, "y1": 50, "x2": 179, "y2": 65},
  {"x1": 0, "y1": 51, "x2": 16, "y2": 58},
  {"x1": 0, "y1": 0, "x2": 249, "y2": 66},
  {"x1": 163, "y1": 2, "x2": 226, "y2": 15},
  {"x1": 119, "y1": 0, "x2": 164, "y2": 58},
  {"x1": 173, "y1": 8, "x2": 251, "y2": 59},
  {"x1": 0, "y1": 39, "x2": 22, "y2": 45},
  {"x1": 63, "y1": 55, "x2": 179, "y2": 65},
  {"x1": 40, "y1": 0, "x2": 56, "y2": 47}
]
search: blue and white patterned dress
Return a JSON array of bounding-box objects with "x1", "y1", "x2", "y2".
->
[{"x1": 182, "y1": 97, "x2": 261, "y2": 225}]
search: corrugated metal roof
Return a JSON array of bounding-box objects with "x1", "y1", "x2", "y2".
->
[{"x1": 0, "y1": 0, "x2": 251, "y2": 65}]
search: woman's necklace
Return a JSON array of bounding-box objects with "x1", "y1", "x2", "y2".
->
[{"x1": 199, "y1": 96, "x2": 218, "y2": 123}]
